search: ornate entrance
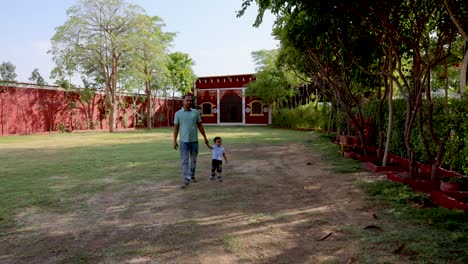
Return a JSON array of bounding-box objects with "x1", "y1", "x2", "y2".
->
[{"x1": 220, "y1": 93, "x2": 242, "y2": 123}]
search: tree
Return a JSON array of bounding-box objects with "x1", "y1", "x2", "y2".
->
[
  {"x1": 167, "y1": 52, "x2": 196, "y2": 95},
  {"x1": 239, "y1": 0, "x2": 462, "y2": 178},
  {"x1": 125, "y1": 15, "x2": 174, "y2": 128},
  {"x1": 247, "y1": 49, "x2": 305, "y2": 111},
  {"x1": 50, "y1": 0, "x2": 144, "y2": 132},
  {"x1": 166, "y1": 52, "x2": 196, "y2": 125},
  {"x1": 443, "y1": 0, "x2": 468, "y2": 95},
  {"x1": 240, "y1": 1, "x2": 383, "y2": 155},
  {"x1": 29, "y1": 68, "x2": 47, "y2": 85},
  {"x1": 0, "y1": 61, "x2": 17, "y2": 82}
]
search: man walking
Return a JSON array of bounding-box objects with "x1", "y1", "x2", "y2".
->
[{"x1": 173, "y1": 94, "x2": 210, "y2": 188}]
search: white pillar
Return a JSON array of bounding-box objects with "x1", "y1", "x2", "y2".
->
[
  {"x1": 217, "y1": 89, "x2": 220, "y2": 125},
  {"x1": 242, "y1": 88, "x2": 246, "y2": 124}
]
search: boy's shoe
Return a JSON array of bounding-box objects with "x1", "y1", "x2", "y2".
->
[
  {"x1": 209, "y1": 173, "x2": 216, "y2": 180},
  {"x1": 217, "y1": 177, "x2": 222, "y2": 182},
  {"x1": 180, "y1": 182, "x2": 190, "y2": 189},
  {"x1": 191, "y1": 177, "x2": 197, "y2": 183}
]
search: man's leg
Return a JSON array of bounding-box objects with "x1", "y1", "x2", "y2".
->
[
  {"x1": 179, "y1": 141, "x2": 191, "y2": 185},
  {"x1": 188, "y1": 142, "x2": 199, "y2": 181}
]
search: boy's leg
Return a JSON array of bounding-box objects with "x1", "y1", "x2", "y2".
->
[
  {"x1": 217, "y1": 162, "x2": 223, "y2": 182},
  {"x1": 179, "y1": 142, "x2": 191, "y2": 185},
  {"x1": 210, "y1": 159, "x2": 217, "y2": 179},
  {"x1": 189, "y1": 142, "x2": 198, "y2": 182}
]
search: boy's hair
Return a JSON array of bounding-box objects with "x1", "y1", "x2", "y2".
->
[{"x1": 213, "y1": 136, "x2": 221, "y2": 143}]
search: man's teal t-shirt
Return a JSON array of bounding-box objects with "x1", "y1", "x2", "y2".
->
[{"x1": 174, "y1": 108, "x2": 202, "y2": 143}]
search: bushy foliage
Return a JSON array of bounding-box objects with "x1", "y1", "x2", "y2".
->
[
  {"x1": 272, "y1": 102, "x2": 330, "y2": 130},
  {"x1": 362, "y1": 97, "x2": 468, "y2": 174}
]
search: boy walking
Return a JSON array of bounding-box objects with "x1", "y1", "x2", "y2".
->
[{"x1": 208, "y1": 136, "x2": 228, "y2": 182}]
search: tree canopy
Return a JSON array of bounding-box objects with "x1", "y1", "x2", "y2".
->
[{"x1": 0, "y1": 61, "x2": 17, "y2": 82}]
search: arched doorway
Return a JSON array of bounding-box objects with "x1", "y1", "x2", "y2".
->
[{"x1": 220, "y1": 93, "x2": 242, "y2": 123}]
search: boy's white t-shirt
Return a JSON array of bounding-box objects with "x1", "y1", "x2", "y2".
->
[{"x1": 212, "y1": 145, "x2": 224, "y2": 160}]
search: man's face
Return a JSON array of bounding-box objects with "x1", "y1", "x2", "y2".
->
[{"x1": 183, "y1": 96, "x2": 192, "y2": 109}]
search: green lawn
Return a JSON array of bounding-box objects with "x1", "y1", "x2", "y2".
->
[
  {"x1": 2, "y1": 127, "x2": 468, "y2": 262},
  {"x1": 0, "y1": 126, "x2": 307, "y2": 232}
]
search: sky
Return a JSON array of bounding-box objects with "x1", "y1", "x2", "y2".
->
[{"x1": 0, "y1": 0, "x2": 279, "y2": 85}]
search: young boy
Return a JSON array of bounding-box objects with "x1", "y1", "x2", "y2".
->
[{"x1": 208, "y1": 136, "x2": 228, "y2": 182}]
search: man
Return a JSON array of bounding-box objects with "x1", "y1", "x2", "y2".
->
[{"x1": 173, "y1": 94, "x2": 210, "y2": 188}]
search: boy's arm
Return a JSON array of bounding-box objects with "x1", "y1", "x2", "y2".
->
[{"x1": 223, "y1": 152, "x2": 228, "y2": 164}]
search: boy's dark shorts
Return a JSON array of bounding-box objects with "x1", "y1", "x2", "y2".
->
[{"x1": 211, "y1": 159, "x2": 223, "y2": 173}]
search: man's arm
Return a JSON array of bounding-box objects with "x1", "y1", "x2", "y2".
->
[
  {"x1": 173, "y1": 123, "x2": 179, "y2": 150},
  {"x1": 197, "y1": 122, "x2": 210, "y2": 147}
]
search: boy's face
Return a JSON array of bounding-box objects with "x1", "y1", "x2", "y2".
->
[{"x1": 215, "y1": 139, "x2": 222, "y2": 146}]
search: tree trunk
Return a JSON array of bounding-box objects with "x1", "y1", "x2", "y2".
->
[
  {"x1": 405, "y1": 99, "x2": 420, "y2": 179},
  {"x1": 383, "y1": 74, "x2": 393, "y2": 166},
  {"x1": 461, "y1": 48, "x2": 468, "y2": 95},
  {"x1": 108, "y1": 101, "x2": 115, "y2": 133},
  {"x1": 444, "y1": 58, "x2": 449, "y2": 113},
  {"x1": 443, "y1": 0, "x2": 467, "y2": 95},
  {"x1": 146, "y1": 80, "x2": 152, "y2": 129},
  {"x1": 425, "y1": 68, "x2": 446, "y2": 181},
  {"x1": 166, "y1": 92, "x2": 170, "y2": 127}
]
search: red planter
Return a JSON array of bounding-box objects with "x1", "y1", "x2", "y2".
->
[
  {"x1": 387, "y1": 171, "x2": 409, "y2": 183},
  {"x1": 351, "y1": 136, "x2": 361, "y2": 147},
  {"x1": 440, "y1": 182, "x2": 461, "y2": 192},
  {"x1": 365, "y1": 153, "x2": 411, "y2": 173},
  {"x1": 387, "y1": 172, "x2": 440, "y2": 192},
  {"x1": 355, "y1": 153, "x2": 381, "y2": 163},
  {"x1": 431, "y1": 191, "x2": 468, "y2": 211},
  {"x1": 416, "y1": 163, "x2": 462, "y2": 179},
  {"x1": 407, "y1": 180, "x2": 441, "y2": 192},
  {"x1": 344, "y1": 151, "x2": 357, "y2": 159},
  {"x1": 339, "y1": 135, "x2": 354, "y2": 145},
  {"x1": 366, "y1": 161, "x2": 408, "y2": 173}
]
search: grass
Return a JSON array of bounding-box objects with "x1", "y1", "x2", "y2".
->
[
  {"x1": 222, "y1": 234, "x2": 243, "y2": 252},
  {"x1": 0, "y1": 126, "x2": 308, "y2": 233},
  {"x1": 308, "y1": 131, "x2": 468, "y2": 262},
  {"x1": 306, "y1": 132, "x2": 363, "y2": 174},
  {"x1": 358, "y1": 180, "x2": 468, "y2": 263}
]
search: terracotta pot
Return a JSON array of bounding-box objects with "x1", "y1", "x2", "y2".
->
[
  {"x1": 351, "y1": 136, "x2": 360, "y2": 146},
  {"x1": 440, "y1": 182, "x2": 460, "y2": 192},
  {"x1": 340, "y1": 136, "x2": 353, "y2": 145}
]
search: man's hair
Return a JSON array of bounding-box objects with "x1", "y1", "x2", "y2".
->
[
  {"x1": 214, "y1": 136, "x2": 221, "y2": 142},
  {"x1": 182, "y1": 94, "x2": 193, "y2": 99}
]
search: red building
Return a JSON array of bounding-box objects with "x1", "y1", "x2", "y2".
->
[{"x1": 194, "y1": 74, "x2": 270, "y2": 125}]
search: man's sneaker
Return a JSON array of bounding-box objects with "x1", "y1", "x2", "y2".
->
[
  {"x1": 191, "y1": 177, "x2": 197, "y2": 183},
  {"x1": 180, "y1": 182, "x2": 190, "y2": 189}
]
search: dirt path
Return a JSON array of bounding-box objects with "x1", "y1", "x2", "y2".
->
[{"x1": 1, "y1": 137, "x2": 404, "y2": 263}]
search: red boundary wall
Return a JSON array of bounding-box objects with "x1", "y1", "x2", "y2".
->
[{"x1": 0, "y1": 83, "x2": 182, "y2": 135}]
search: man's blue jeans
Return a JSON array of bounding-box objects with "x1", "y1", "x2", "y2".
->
[{"x1": 179, "y1": 141, "x2": 198, "y2": 183}]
